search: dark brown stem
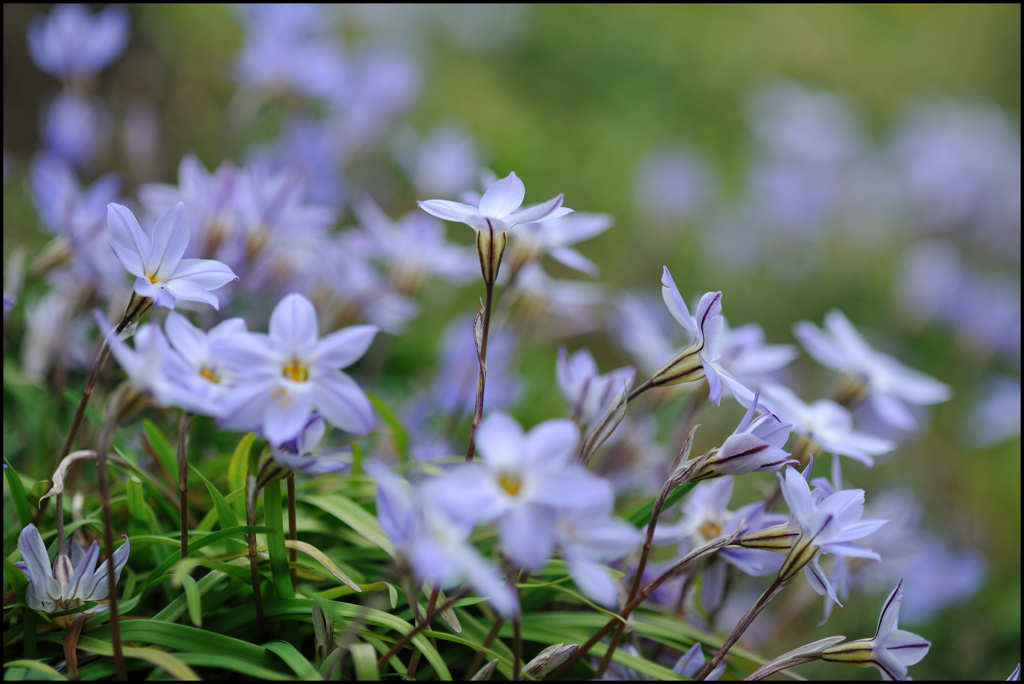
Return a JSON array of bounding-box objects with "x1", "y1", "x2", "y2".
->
[
  {"x1": 513, "y1": 616, "x2": 523, "y2": 681},
  {"x1": 465, "y1": 281, "x2": 494, "y2": 462},
  {"x1": 695, "y1": 577, "x2": 789, "y2": 680},
  {"x1": 463, "y1": 617, "x2": 505, "y2": 679},
  {"x1": 407, "y1": 585, "x2": 441, "y2": 678},
  {"x1": 550, "y1": 534, "x2": 736, "y2": 680},
  {"x1": 377, "y1": 587, "x2": 468, "y2": 669},
  {"x1": 595, "y1": 477, "x2": 676, "y2": 678},
  {"x1": 287, "y1": 475, "x2": 297, "y2": 589},
  {"x1": 177, "y1": 412, "x2": 192, "y2": 562},
  {"x1": 95, "y1": 421, "x2": 126, "y2": 680},
  {"x1": 245, "y1": 473, "x2": 265, "y2": 640},
  {"x1": 626, "y1": 377, "x2": 655, "y2": 403}
]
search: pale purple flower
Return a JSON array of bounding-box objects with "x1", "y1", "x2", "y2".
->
[
  {"x1": 28, "y1": 4, "x2": 129, "y2": 80},
  {"x1": 32, "y1": 150, "x2": 120, "y2": 240},
  {"x1": 658, "y1": 266, "x2": 755, "y2": 405},
  {"x1": 777, "y1": 465, "x2": 888, "y2": 606},
  {"x1": 695, "y1": 389, "x2": 796, "y2": 479},
  {"x1": 163, "y1": 311, "x2": 247, "y2": 407},
  {"x1": 821, "y1": 579, "x2": 931, "y2": 680},
  {"x1": 354, "y1": 197, "x2": 477, "y2": 292},
  {"x1": 419, "y1": 171, "x2": 571, "y2": 234},
  {"x1": 252, "y1": 118, "x2": 346, "y2": 206},
  {"x1": 271, "y1": 414, "x2": 349, "y2": 475},
  {"x1": 761, "y1": 383, "x2": 895, "y2": 466},
  {"x1": 3, "y1": 291, "x2": 14, "y2": 311},
  {"x1": 673, "y1": 643, "x2": 724, "y2": 681},
  {"x1": 41, "y1": 92, "x2": 110, "y2": 167},
  {"x1": 513, "y1": 263, "x2": 606, "y2": 336},
  {"x1": 216, "y1": 293, "x2": 377, "y2": 445},
  {"x1": 556, "y1": 347, "x2": 634, "y2": 428},
  {"x1": 371, "y1": 463, "x2": 518, "y2": 617},
  {"x1": 17, "y1": 523, "x2": 129, "y2": 614},
  {"x1": 610, "y1": 293, "x2": 678, "y2": 376},
  {"x1": 965, "y1": 377, "x2": 1021, "y2": 447},
  {"x1": 633, "y1": 148, "x2": 716, "y2": 222},
  {"x1": 748, "y1": 81, "x2": 863, "y2": 165},
  {"x1": 139, "y1": 154, "x2": 239, "y2": 259},
  {"x1": 433, "y1": 316, "x2": 520, "y2": 415},
  {"x1": 552, "y1": 500, "x2": 641, "y2": 607},
  {"x1": 718, "y1": 321, "x2": 799, "y2": 390},
  {"x1": 399, "y1": 122, "x2": 480, "y2": 198},
  {"x1": 106, "y1": 202, "x2": 237, "y2": 310},
  {"x1": 794, "y1": 310, "x2": 952, "y2": 431},
  {"x1": 506, "y1": 211, "x2": 613, "y2": 277},
  {"x1": 431, "y1": 412, "x2": 608, "y2": 570}
]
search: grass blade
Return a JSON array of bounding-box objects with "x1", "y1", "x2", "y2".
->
[{"x1": 263, "y1": 481, "x2": 293, "y2": 599}]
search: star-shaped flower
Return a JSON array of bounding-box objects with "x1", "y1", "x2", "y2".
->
[{"x1": 107, "y1": 202, "x2": 237, "y2": 310}]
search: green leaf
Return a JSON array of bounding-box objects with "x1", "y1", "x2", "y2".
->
[
  {"x1": 101, "y1": 620, "x2": 280, "y2": 670},
  {"x1": 367, "y1": 393, "x2": 408, "y2": 462},
  {"x1": 263, "y1": 481, "x2": 293, "y2": 599},
  {"x1": 142, "y1": 419, "x2": 177, "y2": 484},
  {"x1": 284, "y1": 539, "x2": 360, "y2": 592},
  {"x1": 182, "y1": 575, "x2": 202, "y2": 627},
  {"x1": 264, "y1": 640, "x2": 324, "y2": 680},
  {"x1": 2, "y1": 660, "x2": 67, "y2": 680},
  {"x1": 75, "y1": 635, "x2": 201, "y2": 680},
  {"x1": 351, "y1": 643, "x2": 380, "y2": 681},
  {"x1": 228, "y1": 433, "x2": 256, "y2": 519},
  {"x1": 3, "y1": 460, "x2": 33, "y2": 526},
  {"x1": 143, "y1": 526, "x2": 268, "y2": 593},
  {"x1": 626, "y1": 482, "x2": 695, "y2": 528},
  {"x1": 188, "y1": 462, "x2": 239, "y2": 529},
  {"x1": 126, "y1": 475, "x2": 153, "y2": 537},
  {"x1": 302, "y1": 493, "x2": 396, "y2": 557}
]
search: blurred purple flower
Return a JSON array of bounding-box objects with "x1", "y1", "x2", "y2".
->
[
  {"x1": 28, "y1": 4, "x2": 129, "y2": 80},
  {"x1": 250, "y1": 117, "x2": 346, "y2": 207},
  {"x1": 633, "y1": 148, "x2": 716, "y2": 222},
  {"x1": 513, "y1": 262, "x2": 606, "y2": 336},
  {"x1": 433, "y1": 315, "x2": 520, "y2": 415},
  {"x1": 41, "y1": 92, "x2": 110, "y2": 167},
  {"x1": 553, "y1": 498, "x2": 641, "y2": 607},
  {"x1": 271, "y1": 414, "x2": 349, "y2": 475},
  {"x1": 506, "y1": 211, "x2": 613, "y2": 278},
  {"x1": 965, "y1": 377, "x2": 1021, "y2": 447},
  {"x1": 794, "y1": 309, "x2": 952, "y2": 431},
  {"x1": 397, "y1": 122, "x2": 480, "y2": 199},
  {"x1": 556, "y1": 347, "x2": 634, "y2": 428},
  {"x1": 748, "y1": 81, "x2": 863, "y2": 165},
  {"x1": 673, "y1": 643, "x2": 725, "y2": 680}
]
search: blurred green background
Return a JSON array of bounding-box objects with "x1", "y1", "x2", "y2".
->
[{"x1": 3, "y1": 4, "x2": 1020, "y2": 680}]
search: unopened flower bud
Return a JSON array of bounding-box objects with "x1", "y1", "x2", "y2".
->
[
  {"x1": 476, "y1": 222, "x2": 507, "y2": 285},
  {"x1": 650, "y1": 343, "x2": 705, "y2": 387},
  {"x1": 519, "y1": 643, "x2": 578, "y2": 680},
  {"x1": 736, "y1": 523, "x2": 799, "y2": 553}
]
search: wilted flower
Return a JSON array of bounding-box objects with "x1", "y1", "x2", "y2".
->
[
  {"x1": 17, "y1": 523, "x2": 129, "y2": 616},
  {"x1": 418, "y1": 172, "x2": 572, "y2": 283},
  {"x1": 216, "y1": 293, "x2": 377, "y2": 445},
  {"x1": 794, "y1": 309, "x2": 951, "y2": 430},
  {"x1": 821, "y1": 578, "x2": 931, "y2": 680},
  {"x1": 107, "y1": 202, "x2": 237, "y2": 311}
]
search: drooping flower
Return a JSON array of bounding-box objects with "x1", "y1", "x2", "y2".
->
[
  {"x1": 690, "y1": 389, "x2": 796, "y2": 480},
  {"x1": 17, "y1": 523, "x2": 129, "y2": 615},
  {"x1": 216, "y1": 293, "x2": 378, "y2": 445},
  {"x1": 821, "y1": 578, "x2": 931, "y2": 680},
  {"x1": 106, "y1": 202, "x2": 238, "y2": 310},
  {"x1": 794, "y1": 309, "x2": 952, "y2": 430},
  {"x1": 418, "y1": 172, "x2": 572, "y2": 283}
]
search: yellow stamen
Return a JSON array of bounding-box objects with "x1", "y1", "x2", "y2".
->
[
  {"x1": 498, "y1": 471, "x2": 522, "y2": 496},
  {"x1": 200, "y1": 367, "x2": 219, "y2": 383},
  {"x1": 283, "y1": 359, "x2": 309, "y2": 382}
]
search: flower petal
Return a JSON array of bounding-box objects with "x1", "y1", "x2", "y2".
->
[
  {"x1": 523, "y1": 418, "x2": 579, "y2": 468},
  {"x1": 508, "y1": 194, "x2": 567, "y2": 225},
  {"x1": 499, "y1": 505, "x2": 554, "y2": 570},
  {"x1": 660, "y1": 266, "x2": 697, "y2": 337},
  {"x1": 567, "y1": 558, "x2": 617, "y2": 607},
  {"x1": 147, "y1": 202, "x2": 190, "y2": 281},
  {"x1": 263, "y1": 382, "x2": 315, "y2": 446},
  {"x1": 107, "y1": 203, "x2": 149, "y2": 278},
  {"x1": 474, "y1": 412, "x2": 525, "y2": 470},
  {"x1": 64, "y1": 541, "x2": 99, "y2": 601},
  {"x1": 18, "y1": 524, "x2": 61, "y2": 607},
  {"x1": 169, "y1": 258, "x2": 238, "y2": 290},
  {"x1": 418, "y1": 199, "x2": 485, "y2": 227},
  {"x1": 312, "y1": 372, "x2": 376, "y2": 435},
  {"x1": 479, "y1": 172, "x2": 525, "y2": 218},
  {"x1": 310, "y1": 325, "x2": 378, "y2": 369},
  {"x1": 162, "y1": 277, "x2": 221, "y2": 310},
  {"x1": 269, "y1": 293, "x2": 319, "y2": 357}
]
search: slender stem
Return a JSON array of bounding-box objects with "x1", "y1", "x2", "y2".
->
[
  {"x1": 578, "y1": 377, "x2": 655, "y2": 466},
  {"x1": 626, "y1": 377, "x2": 655, "y2": 403},
  {"x1": 465, "y1": 281, "x2": 494, "y2": 462},
  {"x1": 407, "y1": 585, "x2": 441, "y2": 678},
  {"x1": 177, "y1": 412, "x2": 192, "y2": 562},
  {"x1": 95, "y1": 421, "x2": 126, "y2": 680},
  {"x1": 287, "y1": 475, "x2": 298, "y2": 589},
  {"x1": 55, "y1": 493, "x2": 67, "y2": 561},
  {"x1": 245, "y1": 473, "x2": 265, "y2": 640},
  {"x1": 695, "y1": 577, "x2": 789, "y2": 680},
  {"x1": 377, "y1": 587, "x2": 468, "y2": 669},
  {"x1": 595, "y1": 478, "x2": 676, "y2": 678},
  {"x1": 463, "y1": 617, "x2": 505, "y2": 679},
  {"x1": 550, "y1": 534, "x2": 736, "y2": 680},
  {"x1": 513, "y1": 616, "x2": 523, "y2": 681}
]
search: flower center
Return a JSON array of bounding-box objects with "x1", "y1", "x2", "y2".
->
[
  {"x1": 200, "y1": 367, "x2": 220, "y2": 383},
  {"x1": 283, "y1": 359, "x2": 309, "y2": 382},
  {"x1": 497, "y1": 471, "x2": 523, "y2": 496},
  {"x1": 699, "y1": 520, "x2": 723, "y2": 541}
]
